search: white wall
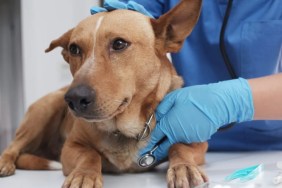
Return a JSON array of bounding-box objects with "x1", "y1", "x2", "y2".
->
[{"x1": 21, "y1": 0, "x2": 99, "y2": 109}]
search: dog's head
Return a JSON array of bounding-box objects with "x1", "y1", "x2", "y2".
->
[{"x1": 46, "y1": 0, "x2": 202, "y2": 136}]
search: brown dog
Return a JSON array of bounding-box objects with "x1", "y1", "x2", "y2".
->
[{"x1": 0, "y1": 0, "x2": 208, "y2": 187}]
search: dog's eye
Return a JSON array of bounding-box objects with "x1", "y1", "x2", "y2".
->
[
  {"x1": 69, "y1": 44, "x2": 81, "y2": 55},
  {"x1": 111, "y1": 39, "x2": 129, "y2": 51}
]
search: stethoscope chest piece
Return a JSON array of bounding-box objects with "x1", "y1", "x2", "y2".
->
[
  {"x1": 138, "y1": 153, "x2": 156, "y2": 168},
  {"x1": 138, "y1": 144, "x2": 159, "y2": 168}
]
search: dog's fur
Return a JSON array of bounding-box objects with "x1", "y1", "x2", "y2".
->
[{"x1": 0, "y1": 0, "x2": 208, "y2": 187}]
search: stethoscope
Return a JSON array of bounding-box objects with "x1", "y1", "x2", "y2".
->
[
  {"x1": 138, "y1": 0, "x2": 237, "y2": 168},
  {"x1": 136, "y1": 114, "x2": 166, "y2": 168}
]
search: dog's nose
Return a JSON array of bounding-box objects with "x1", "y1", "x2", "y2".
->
[{"x1": 64, "y1": 85, "x2": 95, "y2": 113}]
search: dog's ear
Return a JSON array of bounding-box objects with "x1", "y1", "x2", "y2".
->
[
  {"x1": 45, "y1": 28, "x2": 74, "y2": 63},
  {"x1": 151, "y1": 0, "x2": 202, "y2": 53}
]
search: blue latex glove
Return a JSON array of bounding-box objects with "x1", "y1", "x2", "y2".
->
[
  {"x1": 141, "y1": 78, "x2": 254, "y2": 161},
  {"x1": 90, "y1": 0, "x2": 154, "y2": 18}
]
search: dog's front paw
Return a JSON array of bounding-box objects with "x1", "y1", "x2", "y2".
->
[
  {"x1": 0, "y1": 157, "x2": 16, "y2": 177},
  {"x1": 62, "y1": 170, "x2": 103, "y2": 188},
  {"x1": 167, "y1": 164, "x2": 208, "y2": 188}
]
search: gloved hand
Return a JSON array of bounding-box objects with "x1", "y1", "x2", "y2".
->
[
  {"x1": 90, "y1": 0, "x2": 154, "y2": 18},
  {"x1": 140, "y1": 78, "x2": 254, "y2": 162}
]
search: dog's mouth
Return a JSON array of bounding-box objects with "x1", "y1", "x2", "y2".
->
[{"x1": 72, "y1": 97, "x2": 130, "y2": 122}]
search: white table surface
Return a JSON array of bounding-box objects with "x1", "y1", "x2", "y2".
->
[{"x1": 1, "y1": 152, "x2": 282, "y2": 188}]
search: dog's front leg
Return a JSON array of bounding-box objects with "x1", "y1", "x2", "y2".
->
[
  {"x1": 167, "y1": 143, "x2": 208, "y2": 188},
  {"x1": 61, "y1": 139, "x2": 103, "y2": 188}
]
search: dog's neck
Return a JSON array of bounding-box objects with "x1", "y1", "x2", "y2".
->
[{"x1": 98, "y1": 55, "x2": 183, "y2": 140}]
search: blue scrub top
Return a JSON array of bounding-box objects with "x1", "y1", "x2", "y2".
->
[{"x1": 131, "y1": 0, "x2": 282, "y2": 151}]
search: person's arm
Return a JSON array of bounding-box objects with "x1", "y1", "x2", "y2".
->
[
  {"x1": 249, "y1": 73, "x2": 282, "y2": 120},
  {"x1": 140, "y1": 74, "x2": 282, "y2": 161}
]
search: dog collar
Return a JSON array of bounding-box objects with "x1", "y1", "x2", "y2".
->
[{"x1": 90, "y1": 0, "x2": 155, "y2": 19}]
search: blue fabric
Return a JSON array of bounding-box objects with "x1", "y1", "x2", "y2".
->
[
  {"x1": 128, "y1": 0, "x2": 282, "y2": 151},
  {"x1": 90, "y1": 0, "x2": 154, "y2": 18}
]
